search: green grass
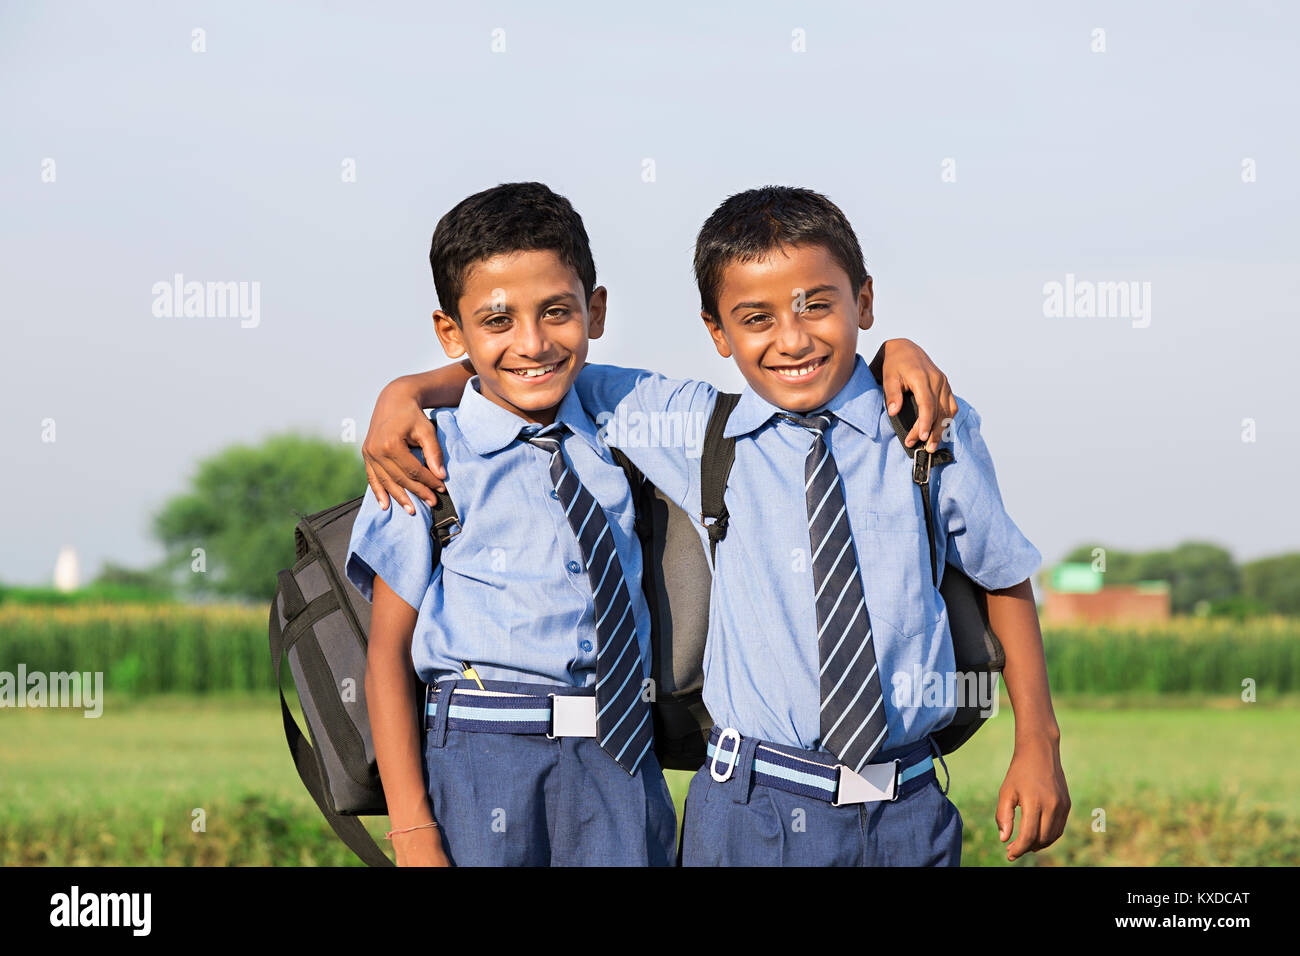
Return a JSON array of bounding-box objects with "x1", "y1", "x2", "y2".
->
[{"x1": 2, "y1": 693, "x2": 1297, "y2": 865}]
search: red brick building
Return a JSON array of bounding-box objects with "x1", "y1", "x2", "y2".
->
[{"x1": 1040, "y1": 563, "x2": 1172, "y2": 624}]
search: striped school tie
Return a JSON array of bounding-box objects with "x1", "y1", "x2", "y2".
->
[
  {"x1": 781, "y1": 411, "x2": 888, "y2": 775},
  {"x1": 523, "y1": 428, "x2": 653, "y2": 775}
]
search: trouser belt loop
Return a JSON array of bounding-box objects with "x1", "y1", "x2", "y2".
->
[
  {"x1": 927, "y1": 734, "x2": 950, "y2": 796},
  {"x1": 428, "y1": 679, "x2": 458, "y2": 749}
]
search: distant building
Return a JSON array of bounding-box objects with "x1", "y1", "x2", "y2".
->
[
  {"x1": 1040, "y1": 563, "x2": 1171, "y2": 624},
  {"x1": 53, "y1": 545, "x2": 80, "y2": 592}
]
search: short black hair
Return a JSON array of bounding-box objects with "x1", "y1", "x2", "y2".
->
[
  {"x1": 429, "y1": 182, "x2": 597, "y2": 322},
  {"x1": 693, "y1": 186, "x2": 869, "y2": 322}
]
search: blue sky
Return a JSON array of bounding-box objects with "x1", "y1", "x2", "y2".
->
[{"x1": 2, "y1": 0, "x2": 1297, "y2": 584}]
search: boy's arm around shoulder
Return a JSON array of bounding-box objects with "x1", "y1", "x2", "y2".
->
[
  {"x1": 362, "y1": 359, "x2": 475, "y2": 514},
  {"x1": 575, "y1": 363, "x2": 719, "y2": 514},
  {"x1": 935, "y1": 398, "x2": 1069, "y2": 861}
]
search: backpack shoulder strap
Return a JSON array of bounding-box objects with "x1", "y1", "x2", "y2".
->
[
  {"x1": 610, "y1": 447, "x2": 645, "y2": 493},
  {"x1": 699, "y1": 391, "x2": 742, "y2": 561},
  {"x1": 885, "y1": 392, "x2": 954, "y2": 588},
  {"x1": 429, "y1": 489, "x2": 460, "y2": 561},
  {"x1": 610, "y1": 448, "x2": 652, "y2": 541}
]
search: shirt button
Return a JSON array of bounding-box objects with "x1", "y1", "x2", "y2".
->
[
  {"x1": 579, "y1": 640, "x2": 593, "y2": 653},
  {"x1": 549, "y1": 489, "x2": 559, "y2": 500},
  {"x1": 567, "y1": 560, "x2": 581, "y2": 573}
]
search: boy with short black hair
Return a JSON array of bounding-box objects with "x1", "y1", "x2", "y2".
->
[{"x1": 349, "y1": 181, "x2": 677, "y2": 866}]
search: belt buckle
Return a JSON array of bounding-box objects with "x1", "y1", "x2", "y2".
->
[
  {"x1": 709, "y1": 727, "x2": 742, "y2": 782},
  {"x1": 832, "y1": 758, "x2": 901, "y2": 806},
  {"x1": 547, "y1": 694, "x2": 598, "y2": 739}
]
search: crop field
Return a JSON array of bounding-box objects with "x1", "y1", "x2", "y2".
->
[{"x1": 2, "y1": 605, "x2": 1297, "y2": 865}]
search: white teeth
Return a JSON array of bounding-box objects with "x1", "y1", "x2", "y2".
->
[
  {"x1": 511, "y1": 363, "x2": 559, "y2": 378},
  {"x1": 774, "y1": 358, "x2": 824, "y2": 378}
]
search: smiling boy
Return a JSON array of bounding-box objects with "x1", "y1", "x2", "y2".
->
[{"x1": 348, "y1": 182, "x2": 676, "y2": 865}]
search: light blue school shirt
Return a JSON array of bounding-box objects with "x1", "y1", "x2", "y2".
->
[
  {"x1": 575, "y1": 354, "x2": 1041, "y2": 753},
  {"x1": 345, "y1": 377, "x2": 653, "y2": 688}
]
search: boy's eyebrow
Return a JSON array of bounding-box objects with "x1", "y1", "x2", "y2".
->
[
  {"x1": 800, "y1": 284, "x2": 840, "y2": 299},
  {"x1": 536, "y1": 291, "x2": 581, "y2": 310},
  {"x1": 470, "y1": 290, "x2": 580, "y2": 317},
  {"x1": 728, "y1": 285, "x2": 840, "y2": 315}
]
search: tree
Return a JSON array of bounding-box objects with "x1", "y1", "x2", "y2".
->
[
  {"x1": 1059, "y1": 540, "x2": 1241, "y2": 614},
  {"x1": 1137, "y1": 542, "x2": 1239, "y2": 614},
  {"x1": 1241, "y1": 554, "x2": 1300, "y2": 615},
  {"x1": 154, "y1": 434, "x2": 365, "y2": 601},
  {"x1": 1061, "y1": 543, "x2": 1143, "y2": 581}
]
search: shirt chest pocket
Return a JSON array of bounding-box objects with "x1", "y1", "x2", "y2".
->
[
  {"x1": 854, "y1": 511, "x2": 943, "y2": 642},
  {"x1": 438, "y1": 539, "x2": 536, "y2": 627}
]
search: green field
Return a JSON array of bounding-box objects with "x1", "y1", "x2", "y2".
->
[{"x1": 3, "y1": 693, "x2": 1296, "y2": 866}]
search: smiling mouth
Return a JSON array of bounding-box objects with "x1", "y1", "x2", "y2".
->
[
  {"x1": 766, "y1": 355, "x2": 829, "y2": 380},
  {"x1": 504, "y1": 359, "x2": 565, "y2": 379}
]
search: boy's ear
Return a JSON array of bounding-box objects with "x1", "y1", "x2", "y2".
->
[
  {"x1": 702, "y1": 311, "x2": 733, "y2": 359},
  {"x1": 432, "y1": 310, "x2": 468, "y2": 359},
  {"x1": 586, "y1": 286, "x2": 608, "y2": 340},
  {"x1": 857, "y1": 276, "x2": 875, "y2": 331}
]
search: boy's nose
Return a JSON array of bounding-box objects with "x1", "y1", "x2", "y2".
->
[
  {"x1": 514, "y1": 318, "x2": 548, "y2": 356},
  {"x1": 775, "y1": 314, "x2": 815, "y2": 355}
]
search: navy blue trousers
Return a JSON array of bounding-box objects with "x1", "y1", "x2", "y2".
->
[
  {"x1": 680, "y1": 736, "x2": 963, "y2": 866},
  {"x1": 422, "y1": 679, "x2": 677, "y2": 867}
]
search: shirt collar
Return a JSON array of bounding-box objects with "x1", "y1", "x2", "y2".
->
[
  {"x1": 722, "y1": 353, "x2": 884, "y2": 441},
  {"x1": 456, "y1": 376, "x2": 605, "y2": 456}
]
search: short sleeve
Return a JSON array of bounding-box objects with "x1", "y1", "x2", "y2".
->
[
  {"x1": 574, "y1": 363, "x2": 717, "y2": 513},
  {"x1": 345, "y1": 475, "x2": 435, "y2": 611},
  {"x1": 937, "y1": 399, "x2": 1041, "y2": 591}
]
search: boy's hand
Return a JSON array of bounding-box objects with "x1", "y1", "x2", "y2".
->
[
  {"x1": 392, "y1": 826, "x2": 451, "y2": 867},
  {"x1": 996, "y1": 731, "x2": 1070, "y2": 862},
  {"x1": 363, "y1": 380, "x2": 448, "y2": 514},
  {"x1": 868, "y1": 338, "x2": 958, "y2": 454}
]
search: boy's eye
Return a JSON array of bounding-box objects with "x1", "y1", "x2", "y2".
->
[
  {"x1": 484, "y1": 314, "x2": 511, "y2": 328},
  {"x1": 544, "y1": 307, "x2": 570, "y2": 319},
  {"x1": 802, "y1": 302, "x2": 829, "y2": 313},
  {"x1": 742, "y1": 313, "x2": 772, "y2": 326}
]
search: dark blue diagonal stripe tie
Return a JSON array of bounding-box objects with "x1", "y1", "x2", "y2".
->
[
  {"x1": 523, "y1": 429, "x2": 652, "y2": 775},
  {"x1": 780, "y1": 411, "x2": 888, "y2": 774}
]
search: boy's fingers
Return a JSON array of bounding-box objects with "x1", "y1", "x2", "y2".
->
[
  {"x1": 413, "y1": 416, "x2": 447, "y2": 481},
  {"x1": 886, "y1": 377, "x2": 926, "y2": 449},
  {"x1": 395, "y1": 445, "x2": 442, "y2": 507},
  {"x1": 882, "y1": 373, "x2": 904, "y2": 422},
  {"x1": 378, "y1": 465, "x2": 417, "y2": 515},
  {"x1": 417, "y1": 435, "x2": 447, "y2": 494},
  {"x1": 911, "y1": 384, "x2": 937, "y2": 444},
  {"x1": 1043, "y1": 800, "x2": 1070, "y2": 847},
  {"x1": 995, "y1": 789, "x2": 1017, "y2": 844},
  {"x1": 364, "y1": 463, "x2": 387, "y2": 512},
  {"x1": 1007, "y1": 802, "x2": 1043, "y2": 861},
  {"x1": 939, "y1": 379, "x2": 958, "y2": 422}
]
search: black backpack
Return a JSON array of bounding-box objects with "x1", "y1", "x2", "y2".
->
[{"x1": 269, "y1": 391, "x2": 1002, "y2": 865}]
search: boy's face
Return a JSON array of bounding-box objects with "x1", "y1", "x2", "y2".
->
[
  {"x1": 433, "y1": 249, "x2": 606, "y2": 425},
  {"x1": 703, "y1": 243, "x2": 873, "y2": 414}
]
